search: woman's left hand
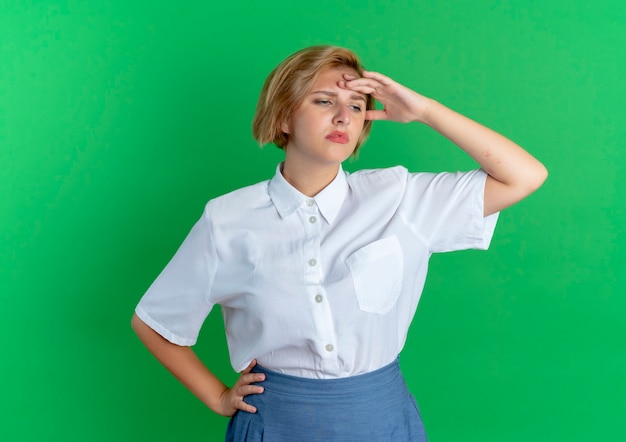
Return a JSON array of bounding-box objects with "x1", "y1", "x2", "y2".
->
[{"x1": 339, "y1": 71, "x2": 433, "y2": 124}]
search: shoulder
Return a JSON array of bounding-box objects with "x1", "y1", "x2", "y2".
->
[
  {"x1": 346, "y1": 166, "x2": 486, "y2": 200},
  {"x1": 413, "y1": 169, "x2": 487, "y2": 192},
  {"x1": 347, "y1": 166, "x2": 409, "y2": 189},
  {"x1": 346, "y1": 166, "x2": 446, "y2": 193},
  {"x1": 203, "y1": 180, "x2": 271, "y2": 223}
]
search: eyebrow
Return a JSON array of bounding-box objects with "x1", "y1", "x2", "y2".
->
[{"x1": 310, "y1": 90, "x2": 367, "y2": 103}]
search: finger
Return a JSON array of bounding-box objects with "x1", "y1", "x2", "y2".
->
[
  {"x1": 241, "y1": 359, "x2": 257, "y2": 375},
  {"x1": 338, "y1": 81, "x2": 380, "y2": 97},
  {"x1": 237, "y1": 383, "x2": 265, "y2": 396},
  {"x1": 365, "y1": 109, "x2": 388, "y2": 121},
  {"x1": 238, "y1": 372, "x2": 266, "y2": 386},
  {"x1": 362, "y1": 70, "x2": 394, "y2": 85},
  {"x1": 348, "y1": 85, "x2": 379, "y2": 95},
  {"x1": 342, "y1": 71, "x2": 392, "y2": 85},
  {"x1": 238, "y1": 399, "x2": 258, "y2": 413},
  {"x1": 341, "y1": 77, "x2": 383, "y2": 90},
  {"x1": 233, "y1": 383, "x2": 265, "y2": 414}
]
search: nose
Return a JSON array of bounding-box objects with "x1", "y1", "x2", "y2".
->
[{"x1": 332, "y1": 105, "x2": 350, "y2": 125}]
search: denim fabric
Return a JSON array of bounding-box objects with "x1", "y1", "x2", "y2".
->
[{"x1": 225, "y1": 358, "x2": 427, "y2": 441}]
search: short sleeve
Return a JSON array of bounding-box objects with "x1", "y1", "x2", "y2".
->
[
  {"x1": 402, "y1": 169, "x2": 499, "y2": 253},
  {"x1": 135, "y1": 203, "x2": 218, "y2": 346}
]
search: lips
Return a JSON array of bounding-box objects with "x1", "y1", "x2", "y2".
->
[{"x1": 325, "y1": 131, "x2": 350, "y2": 144}]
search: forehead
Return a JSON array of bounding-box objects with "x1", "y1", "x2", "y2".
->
[
  {"x1": 308, "y1": 67, "x2": 365, "y2": 101},
  {"x1": 312, "y1": 66, "x2": 359, "y2": 86}
]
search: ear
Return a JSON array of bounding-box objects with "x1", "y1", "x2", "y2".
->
[{"x1": 281, "y1": 119, "x2": 290, "y2": 135}]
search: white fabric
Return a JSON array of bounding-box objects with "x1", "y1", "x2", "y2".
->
[{"x1": 135, "y1": 164, "x2": 498, "y2": 379}]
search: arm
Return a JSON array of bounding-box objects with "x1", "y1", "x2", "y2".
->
[
  {"x1": 341, "y1": 71, "x2": 548, "y2": 216},
  {"x1": 131, "y1": 313, "x2": 264, "y2": 416}
]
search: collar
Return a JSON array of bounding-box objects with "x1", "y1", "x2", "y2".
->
[{"x1": 268, "y1": 163, "x2": 348, "y2": 225}]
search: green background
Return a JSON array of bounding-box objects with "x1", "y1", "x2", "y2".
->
[{"x1": 1, "y1": 1, "x2": 624, "y2": 440}]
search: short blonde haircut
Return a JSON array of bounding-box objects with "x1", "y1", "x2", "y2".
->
[{"x1": 252, "y1": 45, "x2": 374, "y2": 154}]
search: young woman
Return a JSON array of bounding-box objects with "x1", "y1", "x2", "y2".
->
[{"x1": 132, "y1": 45, "x2": 547, "y2": 441}]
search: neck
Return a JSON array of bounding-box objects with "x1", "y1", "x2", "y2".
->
[{"x1": 281, "y1": 160, "x2": 340, "y2": 197}]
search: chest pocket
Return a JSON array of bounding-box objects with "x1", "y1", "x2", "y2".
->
[{"x1": 345, "y1": 236, "x2": 404, "y2": 314}]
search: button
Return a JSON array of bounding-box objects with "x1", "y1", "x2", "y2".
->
[
  {"x1": 308, "y1": 216, "x2": 317, "y2": 224},
  {"x1": 308, "y1": 258, "x2": 317, "y2": 267},
  {"x1": 306, "y1": 199, "x2": 315, "y2": 206},
  {"x1": 315, "y1": 294, "x2": 323, "y2": 303},
  {"x1": 325, "y1": 344, "x2": 334, "y2": 352}
]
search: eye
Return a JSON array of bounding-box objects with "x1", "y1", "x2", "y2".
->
[
  {"x1": 349, "y1": 104, "x2": 362, "y2": 112},
  {"x1": 314, "y1": 99, "x2": 332, "y2": 106}
]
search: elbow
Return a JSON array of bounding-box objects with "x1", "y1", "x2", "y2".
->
[
  {"x1": 516, "y1": 159, "x2": 548, "y2": 196},
  {"x1": 131, "y1": 312, "x2": 157, "y2": 345},
  {"x1": 529, "y1": 162, "x2": 549, "y2": 193},
  {"x1": 131, "y1": 312, "x2": 144, "y2": 335},
  {"x1": 484, "y1": 161, "x2": 548, "y2": 215}
]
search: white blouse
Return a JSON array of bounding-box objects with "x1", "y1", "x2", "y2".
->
[{"x1": 136, "y1": 164, "x2": 498, "y2": 379}]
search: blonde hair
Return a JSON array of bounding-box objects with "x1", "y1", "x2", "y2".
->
[{"x1": 252, "y1": 45, "x2": 374, "y2": 153}]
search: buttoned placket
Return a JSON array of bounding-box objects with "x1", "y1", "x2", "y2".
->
[{"x1": 301, "y1": 198, "x2": 338, "y2": 371}]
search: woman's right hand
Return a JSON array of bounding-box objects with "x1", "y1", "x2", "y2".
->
[
  {"x1": 132, "y1": 314, "x2": 266, "y2": 417},
  {"x1": 218, "y1": 359, "x2": 266, "y2": 416}
]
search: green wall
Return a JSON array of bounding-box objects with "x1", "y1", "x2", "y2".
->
[{"x1": 2, "y1": 1, "x2": 624, "y2": 440}]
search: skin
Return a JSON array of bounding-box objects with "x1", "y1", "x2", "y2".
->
[
  {"x1": 131, "y1": 65, "x2": 548, "y2": 416},
  {"x1": 281, "y1": 67, "x2": 367, "y2": 196},
  {"x1": 338, "y1": 70, "x2": 548, "y2": 216},
  {"x1": 131, "y1": 314, "x2": 264, "y2": 416}
]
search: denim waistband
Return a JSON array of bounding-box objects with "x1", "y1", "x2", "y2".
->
[{"x1": 250, "y1": 357, "x2": 402, "y2": 398}]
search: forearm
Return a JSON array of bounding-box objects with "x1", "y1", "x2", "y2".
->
[
  {"x1": 345, "y1": 71, "x2": 547, "y2": 200},
  {"x1": 131, "y1": 313, "x2": 229, "y2": 415},
  {"x1": 419, "y1": 99, "x2": 548, "y2": 214},
  {"x1": 420, "y1": 100, "x2": 546, "y2": 187}
]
